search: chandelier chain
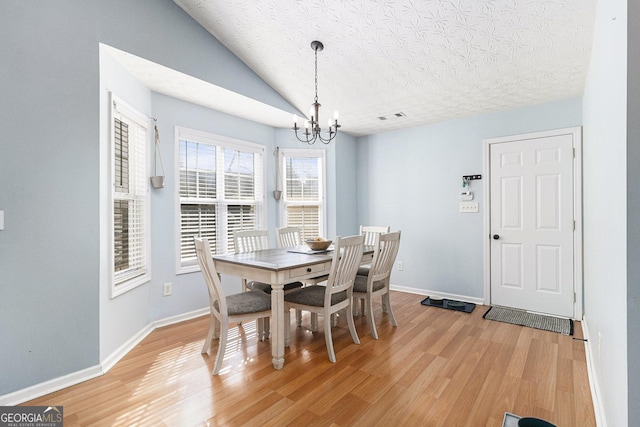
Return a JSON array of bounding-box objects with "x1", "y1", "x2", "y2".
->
[{"x1": 314, "y1": 47, "x2": 319, "y2": 103}]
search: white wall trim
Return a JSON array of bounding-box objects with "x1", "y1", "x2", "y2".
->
[
  {"x1": 390, "y1": 285, "x2": 485, "y2": 306},
  {"x1": 0, "y1": 365, "x2": 103, "y2": 406},
  {"x1": 100, "y1": 323, "x2": 155, "y2": 373},
  {"x1": 153, "y1": 307, "x2": 209, "y2": 329},
  {"x1": 581, "y1": 316, "x2": 607, "y2": 427},
  {"x1": 0, "y1": 307, "x2": 210, "y2": 406}
]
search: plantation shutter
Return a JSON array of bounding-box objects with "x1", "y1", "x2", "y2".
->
[
  {"x1": 178, "y1": 129, "x2": 265, "y2": 268},
  {"x1": 223, "y1": 147, "x2": 263, "y2": 253},
  {"x1": 282, "y1": 151, "x2": 324, "y2": 241},
  {"x1": 112, "y1": 95, "x2": 149, "y2": 288},
  {"x1": 179, "y1": 140, "x2": 218, "y2": 264}
]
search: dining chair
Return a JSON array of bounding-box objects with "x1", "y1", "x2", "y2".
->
[
  {"x1": 355, "y1": 225, "x2": 391, "y2": 315},
  {"x1": 275, "y1": 226, "x2": 330, "y2": 284},
  {"x1": 276, "y1": 226, "x2": 330, "y2": 329},
  {"x1": 359, "y1": 225, "x2": 391, "y2": 246},
  {"x1": 352, "y1": 231, "x2": 401, "y2": 339},
  {"x1": 235, "y1": 229, "x2": 303, "y2": 334},
  {"x1": 233, "y1": 229, "x2": 270, "y2": 293},
  {"x1": 284, "y1": 234, "x2": 365, "y2": 363},
  {"x1": 275, "y1": 226, "x2": 304, "y2": 249},
  {"x1": 194, "y1": 237, "x2": 272, "y2": 375}
]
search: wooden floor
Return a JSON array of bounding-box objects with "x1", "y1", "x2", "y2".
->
[{"x1": 25, "y1": 292, "x2": 596, "y2": 426}]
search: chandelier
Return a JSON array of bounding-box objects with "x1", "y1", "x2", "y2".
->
[{"x1": 292, "y1": 41, "x2": 340, "y2": 144}]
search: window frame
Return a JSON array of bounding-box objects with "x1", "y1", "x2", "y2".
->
[
  {"x1": 175, "y1": 127, "x2": 266, "y2": 274},
  {"x1": 109, "y1": 93, "x2": 151, "y2": 298},
  {"x1": 279, "y1": 148, "x2": 326, "y2": 240}
]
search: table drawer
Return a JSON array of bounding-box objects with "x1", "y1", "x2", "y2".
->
[{"x1": 290, "y1": 262, "x2": 331, "y2": 278}]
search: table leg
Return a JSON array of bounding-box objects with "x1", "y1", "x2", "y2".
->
[{"x1": 270, "y1": 284, "x2": 285, "y2": 370}]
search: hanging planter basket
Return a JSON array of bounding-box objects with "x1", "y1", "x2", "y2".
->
[
  {"x1": 150, "y1": 120, "x2": 165, "y2": 189},
  {"x1": 150, "y1": 175, "x2": 165, "y2": 189}
]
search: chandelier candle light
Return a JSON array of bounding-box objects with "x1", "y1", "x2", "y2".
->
[{"x1": 292, "y1": 41, "x2": 340, "y2": 144}]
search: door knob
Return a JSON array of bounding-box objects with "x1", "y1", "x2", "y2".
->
[{"x1": 493, "y1": 234, "x2": 500, "y2": 240}]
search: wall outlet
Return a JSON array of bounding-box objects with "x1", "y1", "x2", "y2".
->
[
  {"x1": 397, "y1": 261, "x2": 403, "y2": 271},
  {"x1": 163, "y1": 283, "x2": 172, "y2": 296},
  {"x1": 459, "y1": 202, "x2": 479, "y2": 213}
]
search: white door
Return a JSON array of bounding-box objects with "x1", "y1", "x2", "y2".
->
[{"x1": 487, "y1": 129, "x2": 579, "y2": 318}]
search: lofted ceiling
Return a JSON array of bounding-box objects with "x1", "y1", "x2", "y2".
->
[{"x1": 157, "y1": 0, "x2": 597, "y2": 137}]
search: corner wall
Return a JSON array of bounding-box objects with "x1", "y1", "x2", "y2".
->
[{"x1": 582, "y1": 0, "x2": 628, "y2": 425}]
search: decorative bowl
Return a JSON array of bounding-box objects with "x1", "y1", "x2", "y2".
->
[{"x1": 306, "y1": 239, "x2": 332, "y2": 251}]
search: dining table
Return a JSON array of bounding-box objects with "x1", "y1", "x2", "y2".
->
[{"x1": 212, "y1": 244, "x2": 374, "y2": 370}]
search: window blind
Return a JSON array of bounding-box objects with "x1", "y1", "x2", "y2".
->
[
  {"x1": 282, "y1": 150, "x2": 324, "y2": 240},
  {"x1": 178, "y1": 129, "x2": 264, "y2": 268},
  {"x1": 111, "y1": 95, "x2": 149, "y2": 290}
]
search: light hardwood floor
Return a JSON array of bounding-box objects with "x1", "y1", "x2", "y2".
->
[{"x1": 25, "y1": 292, "x2": 596, "y2": 426}]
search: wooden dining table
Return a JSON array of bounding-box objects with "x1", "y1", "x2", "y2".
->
[{"x1": 212, "y1": 245, "x2": 374, "y2": 370}]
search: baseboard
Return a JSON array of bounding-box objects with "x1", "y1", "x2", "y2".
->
[
  {"x1": 100, "y1": 323, "x2": 156, "y2": 373},
  {"x1": 152, "y1": 307, "x2": 209, "y2": 329},
  {"x1": 581, "y1": 316, "x2": 607, "y2": 427},
  {"x1": 390, "y1": 284, "x2": 486, "y2": 306},
  {"x1": 0, "y1": 365, "x2": 103, "y2": 406},
  {"x1": 0, "y1": 307, "x2": 210, "y2": 406}
]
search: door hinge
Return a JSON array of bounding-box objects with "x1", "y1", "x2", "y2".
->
[
  {"x1": 573, "y1": 147, "x2": 576, "y2": 158},
  {"x1": 573, "y1": 220, "x2": 576, "y2": 231},
  {"x1": 574, "y1": 292, "x2": 577, "y2": 303}
]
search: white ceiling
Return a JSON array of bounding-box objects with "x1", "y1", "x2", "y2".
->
[{"x1": 128, "y1": 0, "x2": 597, "y2": 137}]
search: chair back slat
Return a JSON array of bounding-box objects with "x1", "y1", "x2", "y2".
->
[
  {"x1": 276, "y1": 227, "x2": 303, "y2": 248},
  {"x1": 359, "y1": 225, "x2": 390, "y2": 246},
  {"x1": 194, "y1": 237, "x2": 226, "y2": 315},
  {"x1": 369, "y1": 231, "x2": 402, "y2": 286},
  {"x1": 233, "y1": 229, "x2": 269, "y2": 253},
  {"x1": 325, "y1": 235, "x2": 365, "y2": 304}
]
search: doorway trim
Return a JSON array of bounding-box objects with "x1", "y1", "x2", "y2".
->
[{"x1": 482, "y1": 127, "x2": 583, "y2": 319}]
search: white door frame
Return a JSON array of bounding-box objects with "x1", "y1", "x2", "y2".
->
[{"x1": 482, "y1": 127, "x2": 583, "y2": 319}]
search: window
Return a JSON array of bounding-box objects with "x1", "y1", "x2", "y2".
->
[
  {"x1": 280, "y1": 149, "x2": 325, "y2": 240},
  {"x1": 110, "y1": 94, "x2": 150, "y2": 297},
  {"x1": 177, "y1": 128, "x2": 265, "y2": 272}
]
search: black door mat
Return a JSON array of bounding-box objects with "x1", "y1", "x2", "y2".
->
[{"x1": 420, "y1": 297, "x2": 476, "y2": 313}]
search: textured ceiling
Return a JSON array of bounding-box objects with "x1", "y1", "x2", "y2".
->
[{"x1": 168, "y1": 0, "x2": 596, "y2": 137}]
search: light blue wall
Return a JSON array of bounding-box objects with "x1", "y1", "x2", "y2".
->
[
  {"x1": 0, "y1": 0, "x2": 297, "y2": 395},
  {"x1": 583, "y1": 0, "x2": 629, "y2": 425},
  {"x1": 1, "y1": 1, "x2": 101, "y2": 394},
  {"x1": 355, "y1": 98, "x2": 582, "y2": 299},
  {"x1": 335, "y1": 133, "x2": 359, "y2": 237}
]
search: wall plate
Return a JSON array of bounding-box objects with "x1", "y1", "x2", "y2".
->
[{"x1": 460, "y1": 202, "x2": 479, "y2": 213}]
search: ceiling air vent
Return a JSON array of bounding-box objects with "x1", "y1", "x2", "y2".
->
[{"x1": 378, "y1": 112, "x2": 406, "y2": 120}]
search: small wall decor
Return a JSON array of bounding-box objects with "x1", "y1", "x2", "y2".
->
[
  {"x1": 150, "y1": 119, "x2": 165, "y2": 189},
  {"x1": 273, "y1": 146, "x2": 282, "y2": 200}
]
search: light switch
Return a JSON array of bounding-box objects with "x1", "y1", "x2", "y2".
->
[{"x1": 459, "y1": 202, "x2": 479, "y2": 213}]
